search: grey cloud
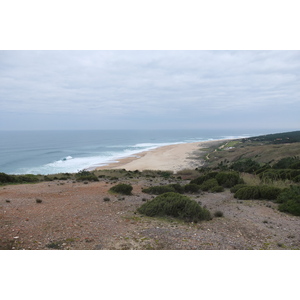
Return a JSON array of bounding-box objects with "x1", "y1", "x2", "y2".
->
[{"x1": 0, "y1": 50, "x2": 299, "y2": 130}]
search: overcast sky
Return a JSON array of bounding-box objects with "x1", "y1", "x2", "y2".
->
[{"x1": 0, "y1": 50, "x2": 299, "y2": 131}]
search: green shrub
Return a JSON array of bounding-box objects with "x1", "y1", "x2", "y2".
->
[
  {"x1": 234, "y1": 185, "x2": 281, "y2": 200},
  {"x1": 190, "y1": 172, "x2": 218, "y2": 185},
  {"x1": 234, "y1": 186, "x2": 260, "y2": 200},
  {"x1": 184, "y1": 183, "x2": 201, "y2": 193},
  {"x1": 230, "y1": 184, "x2": 248, "y2": 193},
  {"x1": 168, "y1": 183, "x2": 184, "y2": 194},
  {"x1": 16, "y1": 174, "x2": 40, "y2": 183},
  {"x1": 200, "y1": 179, "x2": 219, "y2": 191},
  {"x1": 231, "y1": 158, "x2": 260, "y2": 173},
  {"x1": 142, "y1": 185, "x2": 176, "y2": 195},
  {"x1": 259, "y1": 186, "x2": 281, "y2": 200},
  {"x1": 211, "y1": 185, "x2": 224, "y2": 193},
  {"x1": 137, "y1": 192, "x2": 211, "y2": 222},
  {"x1": 109, "y1": 183, "x2": 133, "y2": 195},
  {"x1": 158, "y1": 171, "x2": 173, "y2": 178},
  {"x1": 215, "y1": 172, "x2": 243, "y2": 188},
  {"x1": 0, "y1": 172, "x2": 15, "y2": 184},
  {"x1": 255, "y1": 164, "x2": 272, "y2": 175},
  {"x1": 290, "y1": 170, "x2": 300, "y2": 178},
  {"x1": 260, "y1": 169, "x2": 300, "y2": 182},
  {"x1": 0, "y1": 172, "x2": 41, "y2": 184},
  {"x1": 43, "y1": 176, "x2": 53, "y2": 181},
  {"x1": 273, "y1": 157, "x2": 300, "y2": 169},
  {"x1": 76, "y1": 170, "x2": 99, "y2": 182},
  {"x1": 76, "y1": 175, "x2": 99, "y2": 182},
  {"x1": 214, "y1": 210, "x2": 224, "y2": 217},
  {"x1": 142, "y1": 184, "x2": 184, "y2": 195},
  {"x1": 293, "y1": 175, "x2": 300, "y2": 183},
  {"x1": 291, "y1": 161, "x2": 300, "y2": 169},
  {"x1": 277, "y1": 186, "x2": 300, "y2": 216}
]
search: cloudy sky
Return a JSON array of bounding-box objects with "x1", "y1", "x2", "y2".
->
[{"x1": 0, "y1": 50, "x2": 299, "y2": 131}]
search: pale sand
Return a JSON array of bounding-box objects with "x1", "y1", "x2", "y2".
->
[{"x1": 94, "y1": 139, "x2": 227, "y2": 172}]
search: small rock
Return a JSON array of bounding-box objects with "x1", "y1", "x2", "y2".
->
[{"x1": 85, "y1": 238, "x2": 94, "y2": 243}]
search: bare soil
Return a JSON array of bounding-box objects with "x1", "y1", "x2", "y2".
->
[{"x1": 1, "y1": 178, "x2": 300, "y2": 250}]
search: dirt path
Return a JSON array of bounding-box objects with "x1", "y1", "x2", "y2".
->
[{"x1": 1, "y1": 179, "x2": 299, "y2": 250}]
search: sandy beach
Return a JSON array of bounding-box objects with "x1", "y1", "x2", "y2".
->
[{"x1": 95, "y1": 140, "x2": 226, "y2": 172}]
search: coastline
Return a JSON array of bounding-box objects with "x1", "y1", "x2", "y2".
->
[{"x1": 93, "y1": 139, "x2": 229, "y2": 172}]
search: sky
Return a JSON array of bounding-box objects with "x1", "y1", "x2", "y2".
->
[{"x1": 0, "y1": 50, "x2": 299, "y2": 132}]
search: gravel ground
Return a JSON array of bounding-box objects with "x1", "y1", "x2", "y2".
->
[{"x1": 1, "y1": 179, "x2": 300, "y2": 250}]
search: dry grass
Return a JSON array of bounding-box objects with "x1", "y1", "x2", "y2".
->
[
  {"x1": 206, "y1": 142, "x2": 300, "y2": 168},
  {"x1": 176, "y1": 169, "x2": 200, "y2": 180},
  {"x1": 241, "y1": 173, "x2": 294, "y2": 189}
]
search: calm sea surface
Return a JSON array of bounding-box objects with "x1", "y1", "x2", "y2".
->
[{"x1": 0, "y1": 129, "x2": 270, "y2": 175}]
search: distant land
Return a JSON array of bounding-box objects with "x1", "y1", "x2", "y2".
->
[{"x1": 1, "y1": 129, "x2": 300, "y2": 250}]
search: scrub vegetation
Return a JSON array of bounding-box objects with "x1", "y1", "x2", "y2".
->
[{"x1": 137, "y1": 192, "x2": 211, "y2": 222}]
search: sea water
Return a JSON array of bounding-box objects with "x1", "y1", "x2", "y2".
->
[{"x1": 0, "y1": 129, "x2": 268, "y2": 175}]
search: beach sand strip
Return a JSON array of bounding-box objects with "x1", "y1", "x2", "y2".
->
[{"x1": 94, "y1": 140, "x2": 227, "y2": 172}]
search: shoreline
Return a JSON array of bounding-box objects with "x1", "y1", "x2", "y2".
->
[{"x1": 92, "y1": 139, "x2": 229, "y2": 172}]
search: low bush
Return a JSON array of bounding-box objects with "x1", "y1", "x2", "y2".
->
[
  {"x1": 230, "y1": 184, "x2": 248, "y2": 193},
  {"x1": 259, "y1": 186, "x2": 281, "y2": 200},
  {"x1": 234, "y1": 185, "x2": 281, "y2": 200},
  {"x1": 200, "y1": 179, "x2": 219, "y2": 191},
  {"x1": 190, "y1": 172, "x2": 218, "y2": 185},
  {"x1": 277, "y1": 186, "x2": 300, "y2": 216},
  {"x1": 168, "y1": 183, "x2": 185, "y2": 194},
  {"x1": 215, "y1": 172, "x2": 243, "y2": 188},
  {"x1": 76, "y1": 170, "x2": 99, "y2": 182},
  {"x1": 142, "y1": 184, "x2": 184, "y2": 195},
  {"x1": 259, "y1": 169, "x2": 281, "y2": 182},
  {"x1": 255, "y1": 164, "x2": 272, "y2": 175},
  {"x1": 214, "y1": 210, "x2": 224, "y2": 217},
  {"x1": 142, "y1": 185, "x2": 176, "y2": 195},
  {"x1": 109, "y1": 183, "x2": 133, "y2": 195},
  {"x1": 293, "y1": 175, "x2": 300, "y2": 183},
  {"x1": 211, "y1": 185, "x2": 224, "y2": 193},
  {"x1": 158, "y1": 171, "x2": 173, "y2": 178},
  {"x1": 76, "y1": 174, "x2": 99, "y2": 182},
  {"x1": 137, "y1": 192, "x2": 211, "y2": 222},
  {"x1": 43, "y1": 176, "x2": 53, "y2": 181},
  {"x1": 0, "y1": 172, "x2": 41, "y2": 184},
  {"x1": 273, "y1": 157, "x2": 300, "y2": 169},
  {"x1": 231, "y1": 158, "x2": 260, "y2": 173},
  {"x1": 234, "y1": 186, "x2": 260, "y2": 200},
  {"x1": 291, "y1": 161, "x2": 300, "y2": 169},
  {"x1": 259, "y1": 169, "x2": 300, "y2": 182},
  {"x1": 17, "y1": 174, "x2": 40, "y2": 183},
  {"x1": 0, "y1": 172, "x2": 15, "y2": 184},
  {"x1": 184, "y1": 183, "x2": 201, "y2": 193}
]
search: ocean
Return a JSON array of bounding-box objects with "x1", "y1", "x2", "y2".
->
[{"x1": 0, "y1": 129, "x2": 269, "y2": 175}]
